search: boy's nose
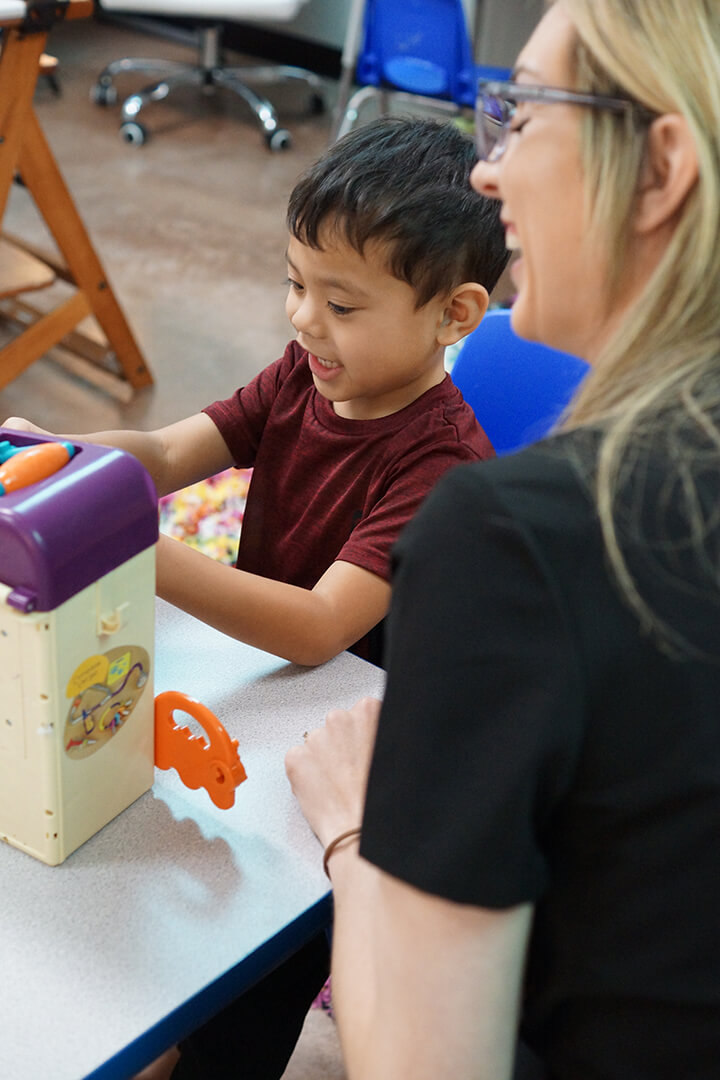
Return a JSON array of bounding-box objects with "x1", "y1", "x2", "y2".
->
[{"x1": 290, "y1": 297, "x2": 324, "y2": 339}]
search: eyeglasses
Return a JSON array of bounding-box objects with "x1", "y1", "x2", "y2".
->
[{"x1": 475, "y1": 79, "x2": 657, "y2": 162}]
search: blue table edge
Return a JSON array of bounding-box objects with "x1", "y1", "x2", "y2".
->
[{"x1": 85, "y1": 892, "x2": 333, "y2": 1080}]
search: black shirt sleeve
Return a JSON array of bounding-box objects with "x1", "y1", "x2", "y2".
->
[{"x1": 360, "y1": 459, "x2": 586, "y2": 908}]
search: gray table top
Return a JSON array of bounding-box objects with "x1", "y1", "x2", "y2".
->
[{"x1": 1, "y1": 599, "x2": 384, "y2": 1080}]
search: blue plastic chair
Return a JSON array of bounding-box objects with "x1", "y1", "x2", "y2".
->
[
  {"x1": 331, "y1": 0, "x2": 509, "y2": 140},
  {"x1": 451, "y1": 308, "x2": 590, "y2": 455}
]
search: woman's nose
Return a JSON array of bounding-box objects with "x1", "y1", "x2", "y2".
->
[{"x1": 471, "y1": 158, "x2": 501, "y2": 199}]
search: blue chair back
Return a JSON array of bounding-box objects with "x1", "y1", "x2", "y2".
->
[
  {"x1": 356, "y1": 0, "x2": 482, "y2": 106},
  {"x1": 451, "y1": 308, "x2": 590, "y2": 455}
]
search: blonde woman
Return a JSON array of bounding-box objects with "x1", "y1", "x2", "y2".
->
[{"x1": 286, "y1": 2, "x2": 720, "y2": 1078}]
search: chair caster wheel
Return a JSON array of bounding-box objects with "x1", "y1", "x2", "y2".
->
[
  {"x1": 267, "y1": 129, "x2": 292, "y2": 152},
  {"x1": 91, "y1": 82, "x2": 118, "y2": 107},
  {"x1": 120, "y1": 120, "x2": 148, "y2": 146},
  {"x1": 309, "y1": 93, "x2": 325, "y2": 115}
]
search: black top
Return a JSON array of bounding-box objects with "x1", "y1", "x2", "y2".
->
[{"x1": 362, "y1": 434, "x2": 720, "y2": 1079}]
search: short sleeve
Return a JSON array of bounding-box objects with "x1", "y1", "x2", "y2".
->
[
  {"x1": 336, "y1": 437, "x2": 492, "y2": 582},
  {"x1": 360, "y1": 460, "x2": 586, "y2": 908},
  {"x1": 203, "y1": 344, "x2": 297, "y2": 465}
]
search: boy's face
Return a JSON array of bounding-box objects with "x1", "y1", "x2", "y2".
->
[{"x1": 285, "y1": 231, "x2": 449, "y2": 420}]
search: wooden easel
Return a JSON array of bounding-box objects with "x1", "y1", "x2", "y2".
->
[{"x1": 0, "y1": 0, "x2": 153, "y2": 400}]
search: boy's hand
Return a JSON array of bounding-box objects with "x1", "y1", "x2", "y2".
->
[
  {"x1": 2, "y1": 417, "x2": 52, "y2": 437},
  {"x1": 285, "y1": 696, "x2": 381, "y2": 847}
]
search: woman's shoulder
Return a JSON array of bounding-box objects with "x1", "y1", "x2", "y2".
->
[
  {"x1": 393, "y1": 432, "x2": 600, "y2": 612},
  {"x1": 429, "y1": 430, "x2": 597, "y2": 533}
]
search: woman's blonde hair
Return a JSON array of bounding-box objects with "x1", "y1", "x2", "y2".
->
[{"x1": 557, "y1": 0, "x2": 720, "y2": 651}]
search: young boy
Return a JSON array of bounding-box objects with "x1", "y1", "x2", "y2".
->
[
  {"x1": 5, "y1": 117, "x2": 507, "y2": 674},
  {"x1": 6, "y1": 119, "x2": 508, "y2": 1079}
]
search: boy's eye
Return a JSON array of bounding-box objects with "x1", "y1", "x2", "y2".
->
[
  {"x1": 328, "y1": 301, "x2": 354, "y2": 316},
  {"x1": 285, "y1": 276, "x2": 304, "y2": 293}
]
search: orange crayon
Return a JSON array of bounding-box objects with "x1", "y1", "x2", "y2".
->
[{"x1": 0, "y1": 441, "x2": 75, "y2": 496}]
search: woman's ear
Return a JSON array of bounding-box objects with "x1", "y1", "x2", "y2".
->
[
  {"x1": 437, "y1": 283, "x2": 490, "y2": 346},
  {"x1": 634, "y1": 113, "x2": 699, "y2": 235}
]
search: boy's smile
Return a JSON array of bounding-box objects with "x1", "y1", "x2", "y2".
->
[
  {"x1": 285, "y1": 231, "x2": 450, "y2": 421},
  {"x1": 307, "y1": 352, "x2": 342, "y2": 379}
]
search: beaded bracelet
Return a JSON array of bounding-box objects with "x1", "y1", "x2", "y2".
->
[{"x1": 322, "y1": 827, "x2": 362, "y2": 878}]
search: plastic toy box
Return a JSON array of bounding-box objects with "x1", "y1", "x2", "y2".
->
[{"x1": 0, "y1": 429, "x2": 158, "y2": 865}]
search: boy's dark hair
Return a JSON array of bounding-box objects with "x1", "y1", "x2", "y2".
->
[{"x1": 287, "y1": 117, "x2": 509, "y2": 308}]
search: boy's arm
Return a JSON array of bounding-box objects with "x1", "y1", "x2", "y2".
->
[
  {"x1": 2, "y1": 413, "x2": 233, "y2": 498},
  {"x1": 156, "y1": 536, "x2": 390, "y2": 666}
]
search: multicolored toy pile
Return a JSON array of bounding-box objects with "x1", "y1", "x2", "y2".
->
[{"x1": 158, "y1": 467, "x2": 252, "y2": 564}]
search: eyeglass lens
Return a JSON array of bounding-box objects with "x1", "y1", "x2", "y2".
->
[{"x1": 475, "y1": 92, "x2": 509, "y2": 162}]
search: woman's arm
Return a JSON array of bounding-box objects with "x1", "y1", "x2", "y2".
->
[
  {"x1": 286, "y1": 699, "x2": 532, "y2": 1080},
  {"x1": 332, "y1": 860, "x2": 531, "y2": 1080}
]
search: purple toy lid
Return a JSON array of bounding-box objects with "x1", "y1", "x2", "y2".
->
[{"x1": 0, "y1": 429, "x2": 158, "y2": 612}]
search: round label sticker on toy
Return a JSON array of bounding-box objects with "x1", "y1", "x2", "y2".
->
[{"x1": 64, "y1": 645, "x2": 150, "y2": 759}]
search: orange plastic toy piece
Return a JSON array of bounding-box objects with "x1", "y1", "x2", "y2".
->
[
  {"x1": 154, "y1": 691, "x2": 247, "y2": 809},
  {"x1": 0, "y1": 441, "x2": 75, "y2": 496}
]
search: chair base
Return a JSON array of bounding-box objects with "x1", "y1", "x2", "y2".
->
[{"x1": 92, "y1": 22, "x2": 325, "y2": 151}]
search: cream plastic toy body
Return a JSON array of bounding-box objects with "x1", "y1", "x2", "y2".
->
[
  {"x1": 0, "y1": 431, "x2": 247, "y2": 866},
  {"x1": 0, "y1": 430, "x2": 158, "y2": 865}
]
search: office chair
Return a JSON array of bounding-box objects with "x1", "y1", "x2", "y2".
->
[
  {"x1": 92, "y1": 0, "x2": 323, "y2": 150},
  {"x1": 331, "y1": 0, "x2": 509, "y2": 142},
  {"x1": 450, "y1": 308, "x2": 590, "y2": 455}
]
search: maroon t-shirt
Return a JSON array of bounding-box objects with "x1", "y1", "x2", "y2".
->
[{"x1": 204, "y1": 341, "x2": 493, "y2": 658}]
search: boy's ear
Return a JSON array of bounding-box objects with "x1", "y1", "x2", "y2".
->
[
  {"x1": 437, "y1": 283, "x2": 489, "y2": 346},
  {"x1": 634, "y1": 112, "x2": 698, "y2": 235}
]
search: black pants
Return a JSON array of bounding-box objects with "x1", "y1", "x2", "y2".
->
[{"x1": 171, "y1": 931, "x2": 331, "y2": 1079}]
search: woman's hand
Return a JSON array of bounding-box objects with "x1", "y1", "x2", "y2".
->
[{"x1": 285, "y1": 696, "x2": 381, "y2": 848}]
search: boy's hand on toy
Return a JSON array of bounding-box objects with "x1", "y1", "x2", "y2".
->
[{"x1": 2, "y1": 417, "x2": 52, "y2": 437}]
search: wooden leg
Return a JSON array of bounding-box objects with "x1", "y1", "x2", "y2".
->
[
  {"x1": 0, "y1": 29, "x2": 47, "y2": 224},
  {"x1": 15, "y1": 108, "x2": 153, "y2": 389},
  {"x1": 0, "y1": 291, "x2": 90, "y2": 389},
  {"x1": 0, "y1": 5, "x2": 138, "y2": 397}
]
